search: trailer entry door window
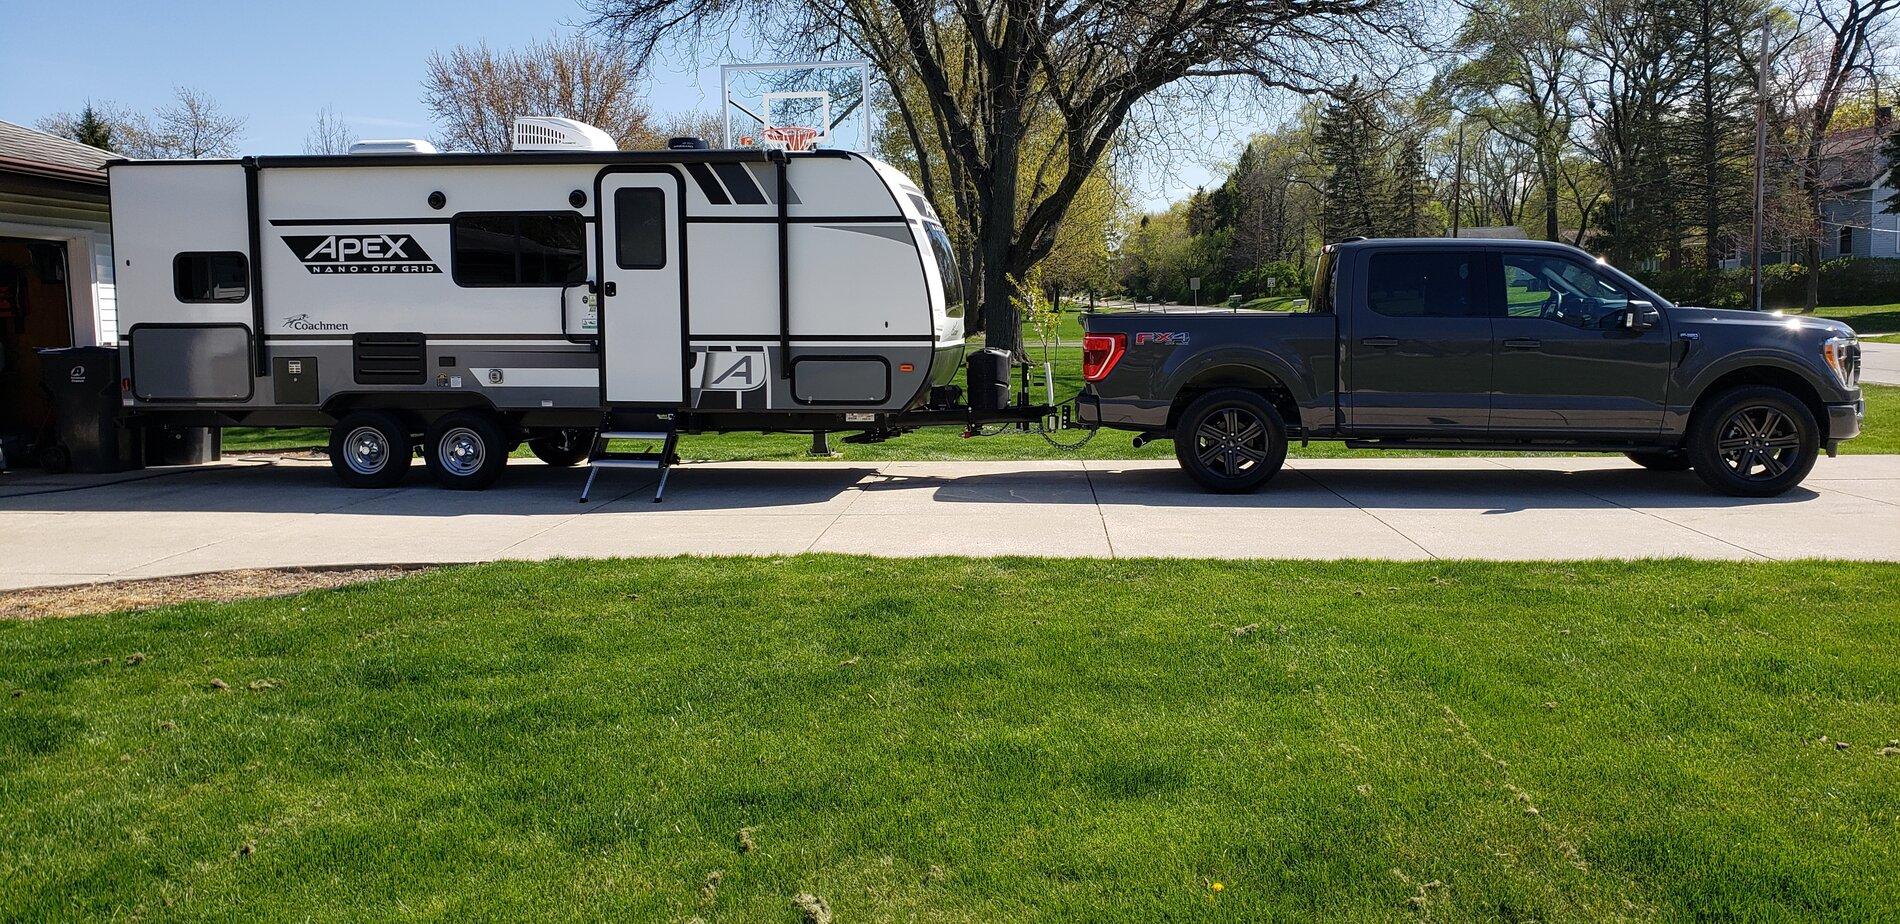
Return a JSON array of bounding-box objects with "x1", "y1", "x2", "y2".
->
[
  {"x1": 173, "y1": 252, "x2": 249, "y2": 303},
  {"x1": 614, "y1": 188, "x2": 667, "y2": 269},
  {"x1": 450, "y1": 212, "x2": 586, "y2": 287}
]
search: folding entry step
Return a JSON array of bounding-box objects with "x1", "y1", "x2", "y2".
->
[{"x1": 579, "y1": 412, "x2": 680, "y2": 503}]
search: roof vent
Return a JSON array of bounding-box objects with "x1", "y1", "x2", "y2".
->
[
  {"x1": 348, "y1": 139, "x2": 438, "y2": 155},
  {"x1": 512, "y1": 117, "x2": 618, "y2": 152}
]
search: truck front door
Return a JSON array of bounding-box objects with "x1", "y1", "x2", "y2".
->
[
  {"x1": 1492, "y1": 252, "x2": 1670, "y2": 435},
  {"x1": 1344, "y1": 249, "x2": 1493, "y2": 433},
  {"x1": 599, "y1": 170, "x2": 685, "y2": 406}
]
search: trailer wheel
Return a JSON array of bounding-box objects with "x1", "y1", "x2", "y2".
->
[
  {"x1": 329, "y1": 411, "x2": 412, "y2": 488},
  {"x1": 528, "y1": 429, "x2": 595, "y2": 467},
  {"x1": 424, "y1": 410, "x2": 507, "y2": 490},
  {"x1": 1174, "y1": 388, "x2": 1288, "y2": 493}
]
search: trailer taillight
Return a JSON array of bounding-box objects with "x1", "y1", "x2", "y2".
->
[{"x1": 1081, "y1": 333, "x2": 1125, "y2": 382}]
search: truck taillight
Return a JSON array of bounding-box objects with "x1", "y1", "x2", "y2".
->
[{"x1": 1081, "y1": 333, "x2": 1125, "y2": 382}]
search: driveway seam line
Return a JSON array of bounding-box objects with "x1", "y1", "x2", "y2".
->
[
  {"x1": 1290, "y1": 466, "x2": 1439, "y2": 560},
  {"x1": 1561, "y1": 481, "x2": 1772, "y2": 560},
  {"x1": 803, "y1": 468, "x2": 871, "y2": 553},
  {"x1": 1082, "y1": 465, "x2": 1117, "y2": 558}
]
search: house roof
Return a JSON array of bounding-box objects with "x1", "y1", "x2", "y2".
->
[
  {"x1": 1817, "y1": 123, "x2": 1890, "y2": 192},
  {"x1": 0, "y1": 118, "x2": 113, "y2": 184}
]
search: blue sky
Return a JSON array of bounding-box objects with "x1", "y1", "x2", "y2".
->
[{"x1": 0, "y1": 0, "x2": 1220, "y2": 208}]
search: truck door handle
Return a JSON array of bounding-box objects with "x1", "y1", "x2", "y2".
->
[
  {"x1": 1360, "y1": 336, "x2": 1399, "y2": 348},
  {"x1": 1503, "y1": 338, "x2": 1542, "y2": 350}
]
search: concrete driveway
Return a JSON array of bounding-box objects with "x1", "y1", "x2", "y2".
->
[
  {"x1": 2, "y1": 454, "x2": 1897, "y2": 589},
  {"x1": 1859, "y1": 341, "x2": 1900, "y2": 386}
]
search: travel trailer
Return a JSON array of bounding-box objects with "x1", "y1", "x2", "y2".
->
[{"x1": 107, "y1": 118, "x2": 1004, "y2": 497}]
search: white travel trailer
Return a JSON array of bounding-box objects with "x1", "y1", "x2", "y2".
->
[{"x1": 107, "y1": 119, "x2": 991, "y2": 496}]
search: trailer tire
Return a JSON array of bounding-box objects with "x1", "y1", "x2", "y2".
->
[
  {"x1": 424, "y1": 410, "x2": 508, "y2": 490},
  {"x1": 528, "y1": 429, "x2": 594, "y2": 467},
  {"x1": 329, "y1": 411, "x2": 412, "y2": 488},
  {"x1": 1173, "y1": 388, "x2": 1288, "y2": 493}
]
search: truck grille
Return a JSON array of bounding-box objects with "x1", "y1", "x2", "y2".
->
[{"x1": 352, "y1": 332, "x2": 426, "y2": 385}]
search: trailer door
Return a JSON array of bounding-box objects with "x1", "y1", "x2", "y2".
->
[{"x1": 599, "y1": 171, "x2": 685, "y2": 405}]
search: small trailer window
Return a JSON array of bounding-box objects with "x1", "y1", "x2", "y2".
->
[
  {"x1": 614, "y1": 188, "x2": 667, "y2": 269},
  {"x1": 450, "y1": 212, "x2": 587, "y2": 287},
  {"x1": 173, "y1": 252, "x2": 249, "y2": 303},
  {"x1": 924, "y1": 223, "x2": 963, "y2": 317}
]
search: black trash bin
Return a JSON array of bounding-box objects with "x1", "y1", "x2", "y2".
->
[{"x1": 37, "y1": 346, "x2": 140, "y2": 473}]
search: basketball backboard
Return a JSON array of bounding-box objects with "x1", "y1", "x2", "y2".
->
[{"x1": 721, "y1": 60, "x2": 872, "y2": 152}]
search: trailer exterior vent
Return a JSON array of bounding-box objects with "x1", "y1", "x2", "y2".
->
[
  {"x1": 352, "y1": 332, "x2": 427, "y2": 385},
  {"x1": 348, "y1": 139, "x2": 439, "y2": 155},
  {"x1": 512, "y1": 117, "x2": 619, "y2": 152}
]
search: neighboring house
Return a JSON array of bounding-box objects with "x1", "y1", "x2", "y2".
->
[
  {"x1": 1725, "y1": 111, "x2": 1899, "y2": 269},
  {"x1": 0, "y1": 118, "x2": 117, "y2": 450}
]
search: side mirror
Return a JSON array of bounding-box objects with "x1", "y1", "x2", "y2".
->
[{"x1": 1618, "y1": 301, "x2": 1658, "y2": 331}]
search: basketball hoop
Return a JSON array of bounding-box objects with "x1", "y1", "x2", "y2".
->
[{"x1": 763, "y1": 125, "x2": 821, "y2": 152}]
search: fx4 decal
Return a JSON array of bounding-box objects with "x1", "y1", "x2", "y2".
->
[
  {"x1": 281, "y1": 234, "x2": 441, "y2": 274},
  {"x1": 1134, "y1": 331, "x2": 1190, "y2": 346}
]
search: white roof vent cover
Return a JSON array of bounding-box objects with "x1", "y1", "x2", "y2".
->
[
  {"x1": 512, "y1": 117, "x2": 618, "y2": 152},
  {"x1": 348, "y1": 139, "x2": 438, "y2": 155}
]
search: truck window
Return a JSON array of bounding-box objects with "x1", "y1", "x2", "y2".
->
[
  {"x1": 1366, "y1": 251, "x2": 1486, "y2": 318},
  {"x1": 173, "y1": 252, "x2": 248, "y2": 303},
  {"x1": 1309, "y1": 249, "x2": 1335, "y2": 314},
  {"x1": 1502, "y1": 253, "x2": 1632, "y2": 329},
  {"x1": 450, "y1": 212, "x2": 587, "y2": 287}
]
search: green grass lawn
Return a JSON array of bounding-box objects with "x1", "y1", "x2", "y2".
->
[
  {"x1": 1816, "y1": 303, "x2": 1900, "y2": 335},
  {"x1": 3, "y1": 556, "x2": 1896, "y2": 920}
]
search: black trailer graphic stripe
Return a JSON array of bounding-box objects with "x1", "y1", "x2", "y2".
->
[
  {"x1": 684, "y1": 163, "x2": 730, "y2": 205},
  {"x1": 712, "y1": 162, "x2": 767, "y2": 204},
  {"x1": 270, "y1": 217, "x2": 453, "y2": 226}
]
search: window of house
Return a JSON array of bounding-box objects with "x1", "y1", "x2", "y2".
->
[
  {"x1": 173, "y1": 252, "x2": 249, "y2": 303},
  {"x1": 1840, "y1": 225, "x2": 1853, "y2": 255},
  {"x1": 450, "y1": 212, "x2": 586, "y2": 287},
  {"x1": 1365, "y1": 251, "x2": 1486, "y2": 318},
  {"x1": 614, "y1": 188, "x2": 667, "y2": 269}
]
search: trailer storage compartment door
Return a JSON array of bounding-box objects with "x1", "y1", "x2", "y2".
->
[{"x1": 599, "y1": 171, "x2": 685, "y2": 405}]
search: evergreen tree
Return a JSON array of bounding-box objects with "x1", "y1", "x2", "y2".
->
[
  {"x1": 1318, "y1": 82, "x2": 1388, "y2": 241},
  {"x1": 1386, "y1": 136, "x2": 1432, "y2": 236},
  {"x1": 72, "y1": 103, "x2": 115, "y2": 150}
]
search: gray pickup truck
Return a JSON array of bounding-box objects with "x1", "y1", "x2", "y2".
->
[{"x1": 1078, "y1": 238, "x2": 1863, "y2": 497}]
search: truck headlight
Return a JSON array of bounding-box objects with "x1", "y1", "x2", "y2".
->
[{"x1": 1821, "y1": 336, "x2": 1859, "y2": 388}]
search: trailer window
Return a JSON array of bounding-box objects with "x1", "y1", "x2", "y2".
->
[
  {"x1": 924, "y1": 223, "x2": 964, "y2": 318},
  {"x1": 450, "y1": 212, "x2": 586, "y2": 287},
  {"x1": 614, "y1": 188, "x2": 667, "y2": 269},
  {"x1": 173, "y1": 252, "x2": 248, "y2": 303}
]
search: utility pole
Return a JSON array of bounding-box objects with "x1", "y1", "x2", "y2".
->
[
  {"x1": 1751, "y1": 22, "x2": 1769, "y2": 312},
  {"x1": 1450, "y1": 122, "x2": 1465, "y2": 238}
]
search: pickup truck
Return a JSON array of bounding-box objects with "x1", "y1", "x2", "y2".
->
[{"x1": 1078, "y1": 238, "x2": 1863, "y2": 497}]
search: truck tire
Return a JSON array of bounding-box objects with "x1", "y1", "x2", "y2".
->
[
  {"x1": 1685, "y1": 386, "x2": 1819, "y2": 497},
  {"x1": 424, "y1": 410, "x2": 508, "y2": 490},
  {"x1": 329, "y1": 411, "x2": 412, "y2": 488},
  {"x1": 1174, "y1": 388, "x2": 1288, "y2": 493},
  {"x1": 528, "y1": 428, "x2": 594, "y2": 467},
  {"x1": 1625, "y1": 449, "x2": 1691, "y2": 471}
]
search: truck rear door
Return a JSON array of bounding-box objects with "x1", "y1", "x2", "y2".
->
[{"x1": 1342, "y1": 248, "x2": 1492, "y2": 433}]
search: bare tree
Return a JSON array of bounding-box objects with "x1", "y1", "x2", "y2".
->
[
  {"x1": 1784, "y1": 0, "x2": 1898, "y2": 311},
  {"x1": 585, "y1": 0, "x2": 1424, "y2": 353},
  {"x1": 304, "y1": 106, "x2": 355, "y2": 154},
  {"x1": 154, "y1": 87, "x2": 246, "y2": 158},
  {"x1": 656, "y1": 109, "x2": 725, "y2": 147},
  {"x1": 423, "y1": 34, "x2": 656, "y2": 152}
]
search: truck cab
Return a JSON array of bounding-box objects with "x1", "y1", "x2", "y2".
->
[{"x1": 1080, "y1": 238, "x2": 1863, "y2": 497}]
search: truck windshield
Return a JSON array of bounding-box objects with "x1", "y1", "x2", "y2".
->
[{"x1": 925, "y1": 223, "x2": 964, "y2": 317}]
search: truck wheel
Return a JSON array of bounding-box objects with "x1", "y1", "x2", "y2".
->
[
  {"x1": 1174, "y1": 388, "x2": 1288, "y2": 493},
  {"x1": 1625, "y1": 449, "x2": 1691, "y2": 471},
  {"x1": 528, "y1": 429, "x2": 594, "y2": 467},
  {"x1": 1686, "y1": 386, "x2": 1819, "y2": 497},
  {"x1": 424, "y1": 410, "x2": 508, "y2": 490},
  {"x1": 329, "y1": 411, "x2": 412, "y2": 488}
]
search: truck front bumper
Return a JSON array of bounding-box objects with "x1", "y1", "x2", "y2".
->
[{"x1": 1826, "y1": 400, "x2": 1862, "y2": 445}]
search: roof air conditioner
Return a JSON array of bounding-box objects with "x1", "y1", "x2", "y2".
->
[
  {"x1": 348, "y1": 139, "x2": 438, "y2": 155},
  {"x1": 512, "y1": 117, "x2": 618, "y2": 152}
]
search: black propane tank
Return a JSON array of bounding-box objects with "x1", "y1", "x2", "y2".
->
[{"x1": 967, "y1": 348, "x2": 1012, "y2": 412}]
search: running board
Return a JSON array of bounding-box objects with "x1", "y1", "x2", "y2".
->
[
  {"x1": 580, "y1": 414, "x2": 680, "y2": 503},
  {"x1": 1341, "y1": 440, "x2": 1652, "y2": 452}
]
